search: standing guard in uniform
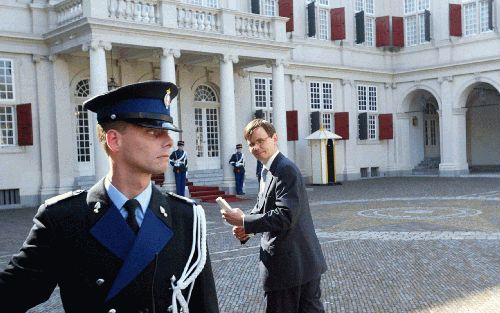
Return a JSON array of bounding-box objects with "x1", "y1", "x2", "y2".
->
[
  {"x1": 169, "y1": 140, "x2": 188, "y2": 196},
  {"x1": 229, "y1": 143, "x2": 246, "y2": 195},
  {"x1": 0, "y1": 81, "x2": 219, "y2": 313}
]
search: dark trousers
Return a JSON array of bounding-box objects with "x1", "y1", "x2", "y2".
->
[
  {"x1": 234, "y1": 172, "x2": 245, "y2": 194},
  {"x1": 265, "y1": 278, "x2": 325, "y2": 313},
  {"x1": 174, "y1": 171, "x2": 186, "y2": 196}
]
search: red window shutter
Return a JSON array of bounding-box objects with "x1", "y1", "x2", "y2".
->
[
  {"x1": 279, "y1": 0, "x2": 294, "y2": 32},
  {"x1": 378, "y1": 114, "x2": 393, "y2": 140},
  {"x1": 392, "y1": 16, "x2": 404, "y2": 47},
  {"x1": 331, "y1": 7, "x2": 345, "y2": 41},
  {"x1": 16, "y1": 103, "x2": 33, "y2": 146},
  {"x1": 334, "y1": 112, "x2": 349, "y2": 140},
  {"x1": 376, "y1": 16, "x2": 390, "y2": 47},
  {"x1": 449, "y1": 4, "x2": 462, "y2": 37},
  {"x1": 286, "y1": 110, "x2": 298, "y2": 141}
]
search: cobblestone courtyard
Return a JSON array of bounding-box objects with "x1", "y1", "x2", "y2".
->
[{"x1": 1, "y1": 177, "x2": 499, "y2": 313}]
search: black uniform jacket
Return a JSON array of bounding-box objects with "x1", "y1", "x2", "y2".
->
[
  {"x1": 243, "y1": 153, "x2": 327, "y2": 292},
  {"x1": 0, "y1": 179, "x2": 219, "y2": 313}
]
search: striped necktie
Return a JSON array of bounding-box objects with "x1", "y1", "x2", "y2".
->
[{"x1": 260, "y1": 168, "x2": 269, "y2": 194}]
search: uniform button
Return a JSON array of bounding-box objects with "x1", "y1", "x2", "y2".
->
[
  {"x1": 96, "y1": 278, "x2": 105, "y2": 286},
  {"x1": 108, "y1": 309, "x2": 116, "y2": 313}
]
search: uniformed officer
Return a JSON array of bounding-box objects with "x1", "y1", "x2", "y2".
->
[
  {"x1": 229, "y1": 143, "x2": 246, "y2": 195},
  {"x1": 0, "y1": 81, "x2": 219, "y2": 313},
  {"x1": 169, "y1": 140, "x2": 188, "y2": 196}
]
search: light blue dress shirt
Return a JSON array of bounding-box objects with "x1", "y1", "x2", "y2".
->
[{"x1": 105, "y1": 178, "x2": 152, "y2": 227}]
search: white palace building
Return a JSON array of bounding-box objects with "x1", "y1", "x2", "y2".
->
[{"x1": 0, "y1": 0, "x2": 499, "y2": 207}]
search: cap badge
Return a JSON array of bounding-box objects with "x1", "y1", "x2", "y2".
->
[{"x1": 164, "y1": 88, "x2": 171, "y2": 108}]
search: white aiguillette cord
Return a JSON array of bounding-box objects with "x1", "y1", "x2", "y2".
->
[{"x1": 170, "y1": 204, "x2": 207, "y2": 313}]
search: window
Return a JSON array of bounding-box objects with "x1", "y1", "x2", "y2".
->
[
  {"x1": 309, "y1": 1, "x2": 331, "y2": 40},
  {"x1": 358, "y1": 85, "x2": 378, "y2": 140},
  {"x1": 0, "y1": 105, "x2": 15, "y2": 146},
  {"x1": 0, "y1": 59, "x2": 14, "y2": 100},
  {"x1": 194, "y1": 85, "x2": 217, "y2": 102},
  {"x1": 183, "y1": 0, "x2": 218, "y2": 8},
  {"x1": 309, "y1": 81, "x2": 334, "y2": 132},
  {"x1": 463, "y1": 0, "x2": 492, "y2": 36},
  {"x1": 355, "y1": 0, "x2": 375, "y2": 46},
  {"x1": 254, "y1": 77, "x2": 273, "y2": 122},
  {"x1": 404, "y1": 0, "x2": 430, "y2": 46},
  {"x1": 0, "y1": 59, "x2": 15, "y2": 146},
  {"x1": 262, "y1": 0, "x2": 277, "y2": 16}
]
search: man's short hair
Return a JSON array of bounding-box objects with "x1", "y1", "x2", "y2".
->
[
  {"x1": 97, "y1": 121, "x2": 129, "y2": 155},
  {"x1": 243, "y1": 119, "x2": 276, "y2": 141}
]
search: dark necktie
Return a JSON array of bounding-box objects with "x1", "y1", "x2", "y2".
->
[{"x1": 123, "y1": 199, "x2": 140, "y2": 234}]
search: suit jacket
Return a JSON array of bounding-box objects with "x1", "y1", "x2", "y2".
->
[
  {"x1": 0, "y1": 179, "x2": 219, "y2": 313},
  {"x1": 244, "y1": 153, "x2": 327, "y2": 292}
]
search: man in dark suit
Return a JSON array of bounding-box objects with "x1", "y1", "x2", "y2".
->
[
  {"x1": 229, "y1": 143, "x2": 246, "y2": 195},
  {"x1": 222, "y1": 119, "x2": 327, "y2": 313},
  {"x1": 0, "y1": 81, "x2": 219, "y2": 313},
  {"x1": 169, "y1": 140, "x2": 188, "y2": 196}
]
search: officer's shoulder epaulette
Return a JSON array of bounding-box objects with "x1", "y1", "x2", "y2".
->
[
  {"x1": 44, "y1": 189, "x2": 86, "y2": 206},
  {"x1": 167, "y1": 192, "x2": 197, "y2": 206}
]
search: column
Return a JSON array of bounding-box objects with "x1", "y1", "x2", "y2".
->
[
  {"x1": 272, "y1": 59, "x2": 288, "y2": 157},
  {"x1": 437, "y1": 76, "x2": 455, "y2": 176},
  {"x1": 50, "y1": 55, "x2": 77, "y2": 193},
  {"x1": 33, "y1": 55, "x2": 58, "y2": 199},
  {"x1": 452, "y1": 107, "x2": 469, "y2": 174},
  {"x1": 160, "y1": 48, "x2": 181, "y2": 190},
  {"x1": 395, "y1": 113, "x2": 411, "y2": 174},
  {"x1": 341, "y1": 79, "x2": 358, "y2": 180},
  {"x1": 291, "y1": 75, "x2": 307, "y2": 172},
  {"x1": 219, "y1": 54, "x2": 239, "y2": 189},
  {"x1": 83, "y1": 40, "x2": 111, "y2": 181},
  {"x1": 160, "y1": 48, "x2": 181, "y2": 143}
]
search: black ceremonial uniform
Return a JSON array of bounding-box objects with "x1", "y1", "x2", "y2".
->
[{"x1": 0, "y1": 179, "x2": 219, "y2": 313}]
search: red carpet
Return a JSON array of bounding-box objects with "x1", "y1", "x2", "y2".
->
[{"x1": 188, "y1": 185, "x2": 247, "y2": 203}]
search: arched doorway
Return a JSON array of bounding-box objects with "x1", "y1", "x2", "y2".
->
[
  {"x1": 465, "y1": 83, "x2": 500, "y2": 172},
  {"x1": 72, "y1": 79, "x2": 95, "y2": 176},
  {"x1": 193, "y1": 84, "x2": 220, "y2": 169},
  {"x1": 404, "y1": 90, "x2": 441, "y2": 172}
]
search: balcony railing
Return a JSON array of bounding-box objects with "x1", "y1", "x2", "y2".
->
[{"x1": 50, "y1": 0, "x2": 287, "y2": 41}]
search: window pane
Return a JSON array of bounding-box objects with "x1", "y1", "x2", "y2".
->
[
  {"x1": 358, "y1": 86, "x2": 367, "y2": 111},
  {"x1": 464, "y1": 3, "x2": 478, "y2": 36},
  {"x1": 262, "y1": 0, "x2": 276, "y2": 16},
  {"x1": 479, "y1": 0, "x2": 490, "y2": 32},
  {"x1": 418, "y1": 13, "x2": 426, "y2": 43},
  {"x1": 310, "y1": 82, "x2": 321, "y2": 110},
  {"x1": 319, "y1": 8, "x2": 329, "y2": 40},
  {"x1": 254, "y1": 78, "x2": 267, "y2": 108},
  {"x1": 368, "y1": 86, "x2": 377, "y2": 111},
  {"x1": 0, "y1": 59, "x2": 14, "y2": 100},
  {"x1": 322, "y1": 83, "x2": 333, "y2": 110},
  {"x1": 405, "y1": 15, "x2": 417, "y2": 46},
  {"x1": 368, "y1": 115, "x2": 376, "y2": 139},
  {"x1": 365, "y1": 17, "x2": 374, "y2": 46},
  {"x1": 0, "y1": 105, "x2": 15, "y2": 146}
]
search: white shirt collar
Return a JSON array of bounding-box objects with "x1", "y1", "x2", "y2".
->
[
  {"x1": 105, "y1": 178, "x2": 152, "y2": 213},
  {"x1": 263, "y1": 150, "x2": 280, "y2": 171}
]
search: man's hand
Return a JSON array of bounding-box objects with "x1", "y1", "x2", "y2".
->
[
  {"x1": 233, "y1": 226, "x2": 250, "y2": 242},
  {"x1": 221, "y1": 207, "x2": 244, "y2": 226}
]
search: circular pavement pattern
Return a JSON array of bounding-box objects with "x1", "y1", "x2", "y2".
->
[{"x1": 358, "y1": 207, "x2": 482, "y2": 220}]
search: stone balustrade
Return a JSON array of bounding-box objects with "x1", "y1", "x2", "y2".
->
[
  {"x1": 234, "y1": 13, "x2": 273, "y2": 39},
  {"x1": 50, "y1": 0, "x2": 285, "y2": 41},
  {"x1": 54, "y1": 0, "x2": 83, "y2": 26},
  {"x1": 108, "y1": 0, "x2": 159, "y2": 24},
  {"x1": 176, "y1": 4, "x2": 221, "y2": 33}
]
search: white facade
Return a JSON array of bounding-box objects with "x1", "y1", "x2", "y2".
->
[{"x1": 0, "y1": 0, "x2": 499, "y2": 207}]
